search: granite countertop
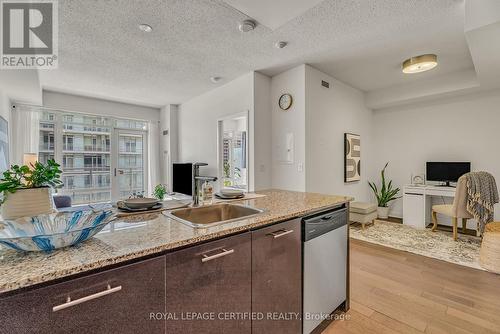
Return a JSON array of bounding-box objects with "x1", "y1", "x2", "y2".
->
[{"x1": 0, "y1": 190, "x2": 352, "y2": 294}]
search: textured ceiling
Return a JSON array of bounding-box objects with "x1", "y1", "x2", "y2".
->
[
  {"x1": 40, "y1": 0, "x2": 472, "y2": 106},
  {"x1": 222, "y1": 0, "x2": 325, "y2": 30}
]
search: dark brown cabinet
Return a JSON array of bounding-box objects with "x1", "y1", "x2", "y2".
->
[
  {"x1": 165, "y1": 232, "x2": 252, "y2": 333},
  {"x1": 0, "y1": 257, "x2": 166, "y2": 334},
  {"x1": 1, "y1": 218, "x2": 310, "y2": 334},
  {"x1": 251, "y1": 218, "x2": 302, "y2": 334}
]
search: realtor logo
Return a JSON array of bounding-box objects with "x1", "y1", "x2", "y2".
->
[{"x1": 1, "y1": 0, "x2": 58, "y2": 69}]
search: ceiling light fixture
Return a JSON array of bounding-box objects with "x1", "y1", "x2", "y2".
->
[
  {"x1": 402, "y1": 54, "x2": 438, "y2": 74},
  {"x1": 138, "y1": 24, "x2": 153, "y2": 33},
  {"x1": 210, "y1": 76, "x2": 222, "y2": 83},
  {"x1": 274, "y1": 41, "x2": 287, "y2": 49},
  {"x1": 238, "y1": 19, "x2": 256, "y2": 32}
]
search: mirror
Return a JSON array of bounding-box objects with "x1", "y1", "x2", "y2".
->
[{"x1": 217, "y1": 112, "x2": 248, "y2": 191}]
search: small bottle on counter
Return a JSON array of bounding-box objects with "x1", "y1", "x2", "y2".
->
[{"x1": 201, "y1": 180, "x2": 213, "y2": 205}]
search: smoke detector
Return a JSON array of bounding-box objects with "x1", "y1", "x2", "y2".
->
[{"x1": 238, "y1": 20, "x2": 256, "y2": 32}]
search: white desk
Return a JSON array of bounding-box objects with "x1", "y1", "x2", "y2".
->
[{"x1": 403, "y1": 185, "x2": 456, "y2": 229}]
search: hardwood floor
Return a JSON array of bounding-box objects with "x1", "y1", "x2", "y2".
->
[{"x1": 323, "y1": 239, "x2": 500, "y2": 334}]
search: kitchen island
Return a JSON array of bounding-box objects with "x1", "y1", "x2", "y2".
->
[{"x1": 0, "y1": 190, "x2": 352, "y2": 334}]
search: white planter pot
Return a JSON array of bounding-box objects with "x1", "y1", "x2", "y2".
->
[
  {"x1": 377, "y1": 206, "x2": 390, "y2": 219},
  {"x1": 1, "y1": 188, "x2": 54, "y2": 220}
]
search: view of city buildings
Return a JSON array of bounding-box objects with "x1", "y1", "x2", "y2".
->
[{"x1": 38, "y1": 110, "x2": 147, "y2": 204}]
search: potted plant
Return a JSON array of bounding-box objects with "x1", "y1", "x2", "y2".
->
[
  {"x1": 223, "y1": 162, "x2": 232, "y2": 187},
  {"x1": 0, "y1": 159, "x2": 63, "y2": 219},
  {"x1": 368, "y1": 162, "x2": 401, "y2": 219},
  {"x1": 153, "y1": 184, "x2": 167, "y2": 200}
]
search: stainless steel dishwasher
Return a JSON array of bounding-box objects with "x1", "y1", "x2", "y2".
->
[{"x1": 302, "y1": 206, "x2": 348, "y2": 333}]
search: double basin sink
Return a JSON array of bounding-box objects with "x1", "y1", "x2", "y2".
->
[{"x1": 166, "y1": 203, "x2": 264, "y2": 228}]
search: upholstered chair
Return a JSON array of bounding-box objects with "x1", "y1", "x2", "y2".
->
[{"x1": 431, "y1": 175, "x2": 474, "y2": 241}]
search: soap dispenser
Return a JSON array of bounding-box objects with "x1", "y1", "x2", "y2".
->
[{"x1": 201, "y1": 180, "x2": 213, "y2": 205}]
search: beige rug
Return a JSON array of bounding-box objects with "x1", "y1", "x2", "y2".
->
[{"x1": 350, "y1": 220, "x2": 483, "y2": 270}]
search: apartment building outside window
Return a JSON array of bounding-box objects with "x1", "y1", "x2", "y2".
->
[
  {"x1": 36, "y1": 109, "x2": 148, "y2": 205},
  {"x1": 39, "y1": 112, "x2": 56, "y2": 165}
]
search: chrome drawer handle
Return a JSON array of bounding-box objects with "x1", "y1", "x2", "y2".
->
[
  {"x1": 268, "y1": 229, "x2": 294, "y2": 239},
  {"x1": 52, "y1": 284, "x2": 122, "y2": 312},
  {"x1": 201, "y1": 248, "x2": 234, "y2": 263}
]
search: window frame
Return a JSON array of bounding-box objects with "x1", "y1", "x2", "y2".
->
[{"x1": 27, "y1": 105, "x2": 149, "y2": 204}]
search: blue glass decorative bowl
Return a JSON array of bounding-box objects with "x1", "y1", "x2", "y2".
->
[{"x1": 0, "y1": 209, "x2": 117, "y2": 252}]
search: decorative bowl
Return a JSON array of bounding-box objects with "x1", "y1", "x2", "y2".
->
[
  {"x1": 122, "y1": 198, "x2": 159, "y2": 209},
  {"x1": 0, "y1": 209, "x2": 117, "y2": 252},
  {"x1": 220, "y1": 188, "x2": 244, "y2": 197}
]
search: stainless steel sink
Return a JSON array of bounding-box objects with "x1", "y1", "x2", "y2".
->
[{"x1": 166, "y1": 203, "x2": 264, "y2": 228}]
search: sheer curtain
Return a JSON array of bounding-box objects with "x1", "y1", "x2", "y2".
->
[{"x1": 11, "y1": 104, "x2": 40, "y2": 165}]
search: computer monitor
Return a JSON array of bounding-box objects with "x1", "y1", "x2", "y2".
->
[
  {"x1": 172, "y1": 163, "x2": 193, "y2": 196},
  {"x1": 426, "y1": 162, "x2": 471, "y2": 186}
]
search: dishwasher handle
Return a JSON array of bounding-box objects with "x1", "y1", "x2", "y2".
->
[{"x1": 303, "y1": 208, "x2": 347, "y2": 241}]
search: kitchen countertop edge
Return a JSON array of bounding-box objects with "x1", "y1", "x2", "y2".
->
[{"x1": 0, "y1": 190, "x2": 353, "y2": 295}]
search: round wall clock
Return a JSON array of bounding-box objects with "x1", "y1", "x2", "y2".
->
[{"x1": 278, "y1": 93, "x2": 293, "y2": 110}]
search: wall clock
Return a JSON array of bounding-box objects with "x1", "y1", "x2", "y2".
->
[{"x1": 278, "y1": 93, "x2": 293, "y2": 110}]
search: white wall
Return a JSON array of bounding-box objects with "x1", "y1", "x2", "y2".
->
[
  {"x1": 0, "y1": 91, "x2": 10, "y2": 171},
  {"x1": 178, "y1": 72, "x2": 256, "y2": 190},
  {"x1": 305, "y1": 65, "x2": 373, "y2": 201},
  {"x1": 43, "y1": 91, "x2": 160, "y2": 121},
  {"x1": 373, "y1": 90, "x2": 500, "y2": 220},
  {"x1": 271, "y1": 65, "x2": 306, "y2": 191},
  {"x1": 253, "y1": 73, "x2": 272, "y2": 190},
  {"x1": 0, "y1": 70, "x2": 42, "y2": 106},
  {"x1": 0, "y1": 69, "x2": 43, "y2": 168},
  {"x1": 160, "y1": 104, "x2": 179, "y2": 189},
  {"x1": 0, "y1": 91, "x2": 9, "y2": 126}
]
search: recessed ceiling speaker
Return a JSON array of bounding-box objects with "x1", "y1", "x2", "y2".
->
[
  {"x1": 138, "y1": 24, "x2": 153, "y2": 33},
  {"x1": 238, "y1": 19, "x2": 256, "y2": 32},
  {"x1": 274, "y1": 41, "x2": 287, "y2": 49},
  {"x1": 210, "y1": 76, "x2": 222, "y2": 83}
]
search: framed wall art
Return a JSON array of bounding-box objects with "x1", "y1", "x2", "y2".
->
[{"x1": 344, "y1": 133, "x2": 360, "y2": 182}]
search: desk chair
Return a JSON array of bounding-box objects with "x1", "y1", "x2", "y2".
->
[{"x1": 431, "y1": 175, "x2": 473, "y2": 241}]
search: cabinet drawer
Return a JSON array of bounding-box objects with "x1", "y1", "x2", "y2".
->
[
  {"x1": 252, "y1": 218, "x2": 302, "y2": 333},
  {"x1": 166, "y1": 232, "x2": 252, "y2": 333},
  {"x1": 0, "y1": 256, "x2": 166, "y2": 334}
]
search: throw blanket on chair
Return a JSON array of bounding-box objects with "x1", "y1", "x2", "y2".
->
[{"x1": 465, "y1": 171, "x2": 499, "y2": 234}]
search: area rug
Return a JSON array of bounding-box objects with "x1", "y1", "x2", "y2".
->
[{"x1": 350, "y1": 220, "x2": 483, "y2": 270}]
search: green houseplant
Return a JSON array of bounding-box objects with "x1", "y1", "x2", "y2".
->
[
  {"x1": 368, "y1": 162, "x2": 400, "y2": 219},
  {"x1": 153, "y1": 184, "x2": 167, "y2": 200},
  {"x1": 0, "y1": 159, "x2": 63, "y2": 219}
]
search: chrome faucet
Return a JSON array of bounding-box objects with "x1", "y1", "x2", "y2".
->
[{"x1": 192, "y1": 163, "x2": 217, "y2": 207}]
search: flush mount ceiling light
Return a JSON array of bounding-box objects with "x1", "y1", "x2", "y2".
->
[
  {"x1": 210, "y1": 76, "x2": 222, "y2": 83},
  {"x1": 402, "y1": 54, "x2": 438, "y2": 74},
  {"x1": 138, "y1": 24, "x2": 153, "y2": 33},
  {"x1": 238, "y1": 19, "x2": 256, "y2": 32}
]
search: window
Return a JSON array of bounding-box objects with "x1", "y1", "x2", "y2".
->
[
  {"x1": 63, "y1": 155, "x2": 74, "y2": 169},
  {"x1": 39, "y1": 111, "x2": 55, "y2": 164},
  {"x1": 63, "y1": 135, "x2": 74, "y2": 151},
  {"x1": 64, "y1": 176, "x2": 74, "y2": 189},
  {"x1": 33, "y1": 108, "x2": 148, "y2": 205},
  {"x1": 218, "y1": 113, "x2": 248, "y2": 191}
]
